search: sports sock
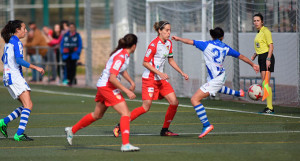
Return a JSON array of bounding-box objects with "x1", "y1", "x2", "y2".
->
[
  {"x1": 16, "y1": 108, "x2": 31, "y2": 135},
  {"x1": 130, "y1": 106, "x2": 146, "y2": 121},
  {"x1": 267, "y1": 87, "x2": 273, "y2": 110},
  {"x1": 3, "y1": 106, "x2": 24, "y2": 124},
  {"x1": 193, "y1": 104, "x2": 210, "y2": 127},
  {"x1": 162, "y1": 104, "x2": 178, "y2": 128},
  {"x1": 120, "y1": 116, "x2": 130, "y2": 145},
  {"x1": 218, "y1": 86, "x2": 240, "y2": 96},
  {"x1": 72, "y1": 113, "x2": 96, "y2": 134}
]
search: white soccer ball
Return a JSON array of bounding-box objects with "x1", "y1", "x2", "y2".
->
[{"x1": 248, "y1": 84, "x2": 263, "y2": 101}]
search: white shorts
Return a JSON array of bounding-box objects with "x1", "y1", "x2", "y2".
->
[
  {"x1": 7, "y1": 78, "x2": 31, "y2": 99},
  {"x1": 200, "y1": 72, "x2": 226, "y2": 96}
]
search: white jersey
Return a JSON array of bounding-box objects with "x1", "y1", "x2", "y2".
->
[
  {"x1": 96, "y1": 48, "x2": 130, "y2": 87},
  {"x1": 2, "y1": 35, "x2": 25, "y2": 86},
  {"x1": 142, "y1": 37, "x2": 173, "y2": 80},
  {"x1": 193, "y1": 39, "x2": 240, "y2": 81}
]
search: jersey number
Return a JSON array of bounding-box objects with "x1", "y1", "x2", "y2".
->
[{"x1": 212, "y1": 48, "x2": 226, "y2": 64}]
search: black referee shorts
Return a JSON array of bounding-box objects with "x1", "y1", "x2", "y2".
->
[{"x1": 258, "y1": 52, "x2": 275, "y2": 72}]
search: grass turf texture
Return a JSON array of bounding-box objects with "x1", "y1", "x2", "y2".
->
[{"x1": 0, "y1": 84, "x2": 300, "y2": 161}]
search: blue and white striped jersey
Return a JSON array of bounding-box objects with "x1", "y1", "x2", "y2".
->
[
  {"x1": 193, "y1": 39, "x2": 240, "y2": 81},
  {"x1": 2, "y1": 35, "x2": 24, "y2": 86}
]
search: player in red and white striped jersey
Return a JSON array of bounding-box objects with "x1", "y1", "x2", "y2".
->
[
  {"x1": 65, "y1": 34, "x2": 140, "y2": 152},
  {"x1": 114, "y1": 21, "x2": 189, "y2": 137}
]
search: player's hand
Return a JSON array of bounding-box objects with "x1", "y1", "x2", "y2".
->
[
  {"x1": 158, "y1": 72, "x2": 169, "y2": 80},
  {"x1": 171, "y1": 36, "x2": 180, "y2": 41},
  {"x1": 129, "y1": 82, "x2": 136, "y2": 91},
  {"x1": 251, "y1": 53, "x2": 257, "y2": 61},
  {"x1": 182, "y1": 73, "x2": 189, "y2": 80},
  {"x1": 126, "y1": 90, "x2": 136, "y2": 100},
  {"x1": 252, "y1": 64, "x2": 260, "y2": 73},
  {"x1": 36, "y1": 67, "x2": 45, "y2": 75}
]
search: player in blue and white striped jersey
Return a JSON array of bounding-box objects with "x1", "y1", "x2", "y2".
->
[
  {"x1": 172, "y1": 27, "x2": 259, "y2": 138},
  {"x1": 0, "y1": 20, "x2": 44, "y2": 141}
]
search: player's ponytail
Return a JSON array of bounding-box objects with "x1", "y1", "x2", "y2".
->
[
  {"x1": 153, "y1": 21, "x2": 170, "y2": 35},
  {"x1": 110, "y1": 33, "x2": 138, "y2": 56},
  {"x1": 1, "y1": 20, "x2": 23, "y2": 43},
  {"x1": 209, "y1": 27, "x2": 224, "y2": 40}
]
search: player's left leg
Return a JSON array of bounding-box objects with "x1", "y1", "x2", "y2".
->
[
  {"x1": 0, "y1": 106, "x2": 24, "y2": 138},
  {"x1": 191, "y1": 89, "x2": 214, "y2": 138},
  {"x1": 161, "y1": 92, "x2": 179, "y2": 136},
  {"x1": 218, "y1": 86, "x2": 244, "y2": 97},
  {"x1": 14, "y1": 91, "x2": 34, "y2": 141}
]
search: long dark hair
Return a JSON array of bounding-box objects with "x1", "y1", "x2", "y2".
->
[
  {"x1": 1, "y1": 20, "x2": 23, "y2": 43},
  {"x1": 209, "y1": 27, "x2": 224, "y2": 40},
  {"x1": 110, "y1": 34, "x2": 138, "y2": 56}
]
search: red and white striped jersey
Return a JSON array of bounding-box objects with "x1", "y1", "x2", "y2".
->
[
  {"x1": 142, "y1": 37, "x2": 173, "y2": 80},
  {"x1": 96, "y1": 48, "x2": 130, "y2": 87}
]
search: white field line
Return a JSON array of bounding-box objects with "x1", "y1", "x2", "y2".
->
[
  {"x1": 30, "y1": 88, "x2": 300, "y2": 119},
  {"x1": 1, "y1": 130, "x2": 298, "y2": 138}
]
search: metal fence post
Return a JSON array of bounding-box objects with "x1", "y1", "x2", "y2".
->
[
  {"x1": 231, "y1": 0, "x2": 240, "y2": 93},
  {"x1": 84, "y1": 0, "x2": 93, "y2": 87}
]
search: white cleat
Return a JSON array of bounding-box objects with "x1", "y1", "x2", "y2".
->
[
  {"x1": 121, "y1": 143, "x2": 140, "y2": 152},
  {"x1": 64, "y1": 127, "x2": 73, "y2": 145}
]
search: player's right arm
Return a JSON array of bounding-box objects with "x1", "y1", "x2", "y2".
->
[
  {"x1": 143, "y1": 61, "x2": 169, "y2": 80},
  {"x1": 109, "y1": 54, "x2": 136, "y2": 100}
]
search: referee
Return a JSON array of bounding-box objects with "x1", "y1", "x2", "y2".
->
[{"x1": 251, "y1": 13, "x2": 275, "y2": 114}]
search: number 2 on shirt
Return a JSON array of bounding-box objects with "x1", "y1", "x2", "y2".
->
[{"x1": 212, "y1": 48, "x2": 226, "y2": 64}]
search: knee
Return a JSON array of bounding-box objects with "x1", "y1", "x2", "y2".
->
[
  {"x1": 24, "y1": 101, "x2": 33, "y2": 110},
  {"x1": 92, "y1": 113, "x2": 103, "y2": 120},
  {"x1": 190, "y1": 96, "x2": 200, "y2": 106},
  {"x1": 169, "y1": 100, "x2": 179, "y2": 106},
  {"x1": 142, "y1": 103, "x2": 151, "y2": 112}
]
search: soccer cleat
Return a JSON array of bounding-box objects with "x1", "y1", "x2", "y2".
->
[
  {"x1": 160, "y1": 129, "x2": 179, "y2": 136},
  {"x1": 239, "y1": 89, "x2": 245, "y2": 97},
  {"x1": 121, "y1": 143, "x2": 140, "y2": 152},
  {"x1": 0, "y1": 119, "x2": 8, "y2": 138},
  {"x1": 14, "y1": 133, "x2": 34, "y2": 141},
  {"x1": 65, "y1": 127, "x2": 74, "y2": 145},
  {"x1": 259, "y1": 107, "x2": 274, "y2": 114},
  {"x1": 198, "y1": 125, "x2": 214, "y2": 138},
  {"x1": 113, "y1": 123, "x2": 121, "y2": 138}
]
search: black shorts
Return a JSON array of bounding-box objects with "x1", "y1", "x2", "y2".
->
[{"x1": 258, "y1": 52, "x2": 275, "y2": 72}]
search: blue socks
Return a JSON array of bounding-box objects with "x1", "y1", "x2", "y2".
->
[
  {"x1": 218, "y1": 86, "x2": 240, "y2": 96},
  {"x1": 193, "y1": 104, "x2": 210, "y2": 127},
  {"x1": 3, "y1": 106, "x2": 24, "y2": 124},
  {"x1": 16, "y1": 108, "x2": 31, "y2": 135}
]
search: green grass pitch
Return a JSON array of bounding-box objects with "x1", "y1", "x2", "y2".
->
[{"x1": 0, "y1": 84, "x2": 300, "y2": 161}]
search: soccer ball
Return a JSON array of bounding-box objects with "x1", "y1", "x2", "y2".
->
[{"x1": 248, "y1": 84, "x2": 263, "y2": 100}]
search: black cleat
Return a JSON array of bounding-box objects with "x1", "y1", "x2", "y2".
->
[{"x1": 259, "y1": 107, "x2": 274, "y2": 114}]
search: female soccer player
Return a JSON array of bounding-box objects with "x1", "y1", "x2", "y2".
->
[
  {"x1": 0, "y1": 20, "x2": 45, "y2": 141},
  {"x1": 65, "y1": 34, "x2": 140, "y2": 152},
  {"x1": 172, "y1": 27, "x2": 259, "y2": 138},
  {"x1": 113, "y1": 21, "x2": 189, "y2": 137},
  {"x1": 251, "y1": 13, "x2": 275, "y2": 114}
]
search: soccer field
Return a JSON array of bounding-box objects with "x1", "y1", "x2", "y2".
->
[{"x1": 0, "y1": 84, "x2": 300, "y2": 161}]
